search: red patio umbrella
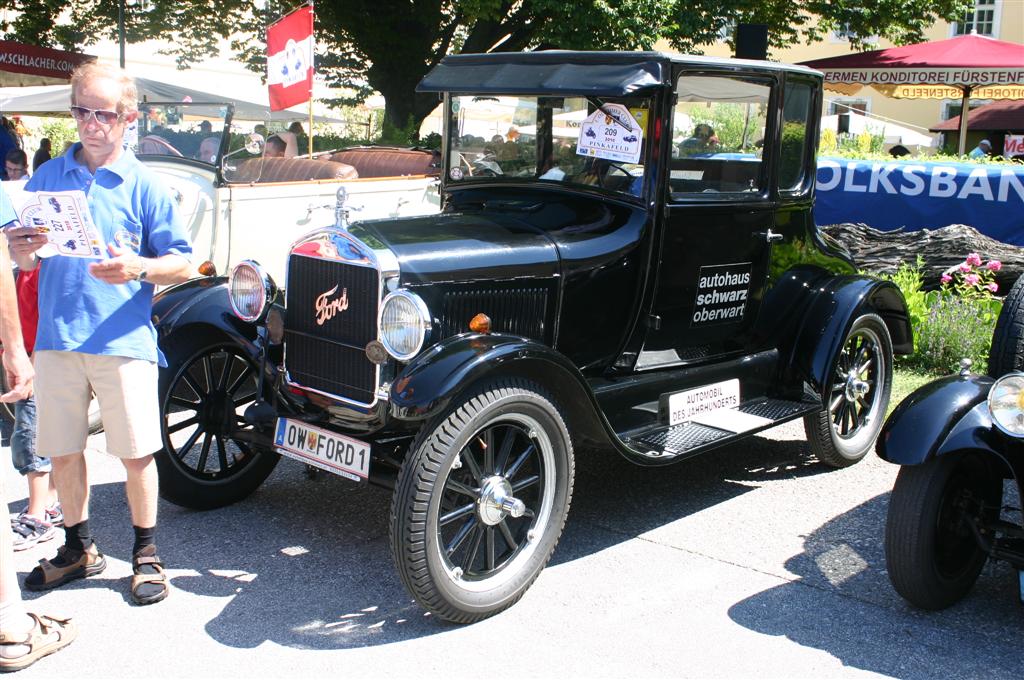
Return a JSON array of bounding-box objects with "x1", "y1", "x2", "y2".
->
[
  {"x1": 801, "y1": 34, "x2": 1024, "y2": 155},
  {"x1": 0, "y1": 40, "x2": 94, "y2": 87}
]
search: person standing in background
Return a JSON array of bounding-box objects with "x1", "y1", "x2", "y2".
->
[{"x1": 32, "y1": 139, "x2": 51, "y2": 173}]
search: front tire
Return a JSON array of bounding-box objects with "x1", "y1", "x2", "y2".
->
[
  {"x1": 988, "y1": 274, "x2": 1024, "y2": 377},
  {"x1": 155, "y1": 336, "x2": 279, "y2": 510},
  {"x1": 390, "y1": 379, "x2": 574, "y2": 623},
  {"x1": 805, "y1": 313, "x2": 893, "y2": 467},
  {"x1": 884, "y1": 452, "x2": 1001, "y2": 609}
]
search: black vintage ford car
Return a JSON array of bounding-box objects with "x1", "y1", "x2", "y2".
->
[{"x1": 150, "y1": 51, "x2": 911, "y2": 622}]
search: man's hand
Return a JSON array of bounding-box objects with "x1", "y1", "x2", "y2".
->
[
  {"x1": 6, "y1": 225, "x2": 47, "y2": 261},
  {"x1": 88, "y1": 243, "x2": 143, "y2": 284},
  {"x1": 1, "y1": 345, "x2": 33, "y2": 402}
]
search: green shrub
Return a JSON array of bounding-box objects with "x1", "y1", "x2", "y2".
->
[{"x1": 909, "y1": 291, "x2": 1001, "y2": 374}]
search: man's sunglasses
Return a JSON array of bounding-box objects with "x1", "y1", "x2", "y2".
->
[{"x1": 69, "y1": 106, "x2": 121, "y2": 125}]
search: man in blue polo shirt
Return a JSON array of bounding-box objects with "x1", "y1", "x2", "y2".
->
[{"x1": 7, "y1": 62, "x2": 192, "y2": 606}]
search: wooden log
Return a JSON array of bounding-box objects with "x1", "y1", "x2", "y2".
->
[{"x1": 820, "y1": 223, "x2": 1024, "y2": 292}]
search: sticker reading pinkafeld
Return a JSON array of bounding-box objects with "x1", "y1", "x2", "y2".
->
[
  {"x1": 575, "y1": 103, "x2": 643, "y2": 164},
  {"x1": 17, "y1": 190, "x2": 105, "y2": 259}
]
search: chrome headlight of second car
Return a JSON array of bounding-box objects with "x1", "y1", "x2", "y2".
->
[
  {"x1": 988, "y1": 372, "x2": 1024, "y2": 437},
  {"x1": 228, "y1": 260, "x2": 276, "y2": 322},
  {"x1": 379, "y1": 289, "x2": 431, "y2": 361}
]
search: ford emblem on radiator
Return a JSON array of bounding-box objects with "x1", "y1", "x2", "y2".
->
[{"x1": 315, "y1": 284, "x2": 350, "y2": 326}]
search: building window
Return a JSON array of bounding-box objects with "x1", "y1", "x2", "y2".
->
[
  {"x1": 952, "y1": 0, "x2": 1000, "y2": 37},
  {"x1": 829, "y1": 24, "x2": 878, "y2": 44},
  {"x1": 942, "y1": 99, "x2": 992, "y2": 121},
  {"x1": 717, "y1": 20, "x2": 736, "y2": 42},
  {"x1": 827, "y1": 98, "x2": 870, "y2": 116}
]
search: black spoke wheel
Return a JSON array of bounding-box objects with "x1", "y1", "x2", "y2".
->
[
  {"x1": 391, "y1": 379, "x2": 573, "y2": 623},
  {"x1": 155, "y1": 338, "x2": 279, "y2": 510},
  {"x1": 805, "y1": 313, "x2": 893, "y2": 467},
  {"x1": 885, "y1": 452, "x2": 1001, "y2": 609}
]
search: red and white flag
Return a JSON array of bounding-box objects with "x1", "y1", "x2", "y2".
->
[{"x1": 267, "y1": 4, "x2": 314, "y2": 111}]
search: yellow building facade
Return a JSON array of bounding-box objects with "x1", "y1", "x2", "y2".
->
[{"x1": 662, "y1": 1, "x2": 1024, "y2": 143}]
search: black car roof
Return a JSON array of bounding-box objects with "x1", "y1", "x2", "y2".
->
[{"x1": 417, "y1": 51, "x2": 822, "y2": 97}]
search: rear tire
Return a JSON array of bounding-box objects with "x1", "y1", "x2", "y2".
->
[
  {"x1": 155, "y1": 333, "x2": 279, "y2": 510},
  {"x1": 988, "y1": 275, "x2": 1024, "y2": 377},
  {"x1": 884, "y1": 452, "x2": 1001, "y2": 609},
  {"x1": 804, "y1": 313, "x2": 893, "y2": 467},
  {"x1": 390, "y1": 378, "x2": 574, "y2": 623}
]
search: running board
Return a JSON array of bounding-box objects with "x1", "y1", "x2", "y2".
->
[{"x1": 621, "y1": 397, "x2": 821, "y2": 462}]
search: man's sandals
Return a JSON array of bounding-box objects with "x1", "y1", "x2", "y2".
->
[
  {"x1": 130, "y1": 545, "x2": 170, "y2": 605},
  {"x1": 0, "y1": 613, "x2": 77, "y2": 673},
  {"x1": 24, "y1": 543, "x2": 168, "y2": 605},
  {"x1": 25, "y1": 544, "x2": 106, "y2": 591}
]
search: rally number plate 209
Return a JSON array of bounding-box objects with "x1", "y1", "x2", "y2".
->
[{"x1": 273, "y1": 418, "x2": 370, "y2": 482}]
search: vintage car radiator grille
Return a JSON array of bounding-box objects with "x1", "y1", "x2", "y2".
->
[
  {"x1": 439, "y1": 285, "x2": 549, "y2": 341},
  {"x1": 284, "y1": 254, "x2": 379, "y2": 405}
]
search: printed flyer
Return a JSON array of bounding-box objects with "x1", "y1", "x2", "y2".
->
[{"x1": 17, "y1": 190, "x2": 105, "y2": 259}]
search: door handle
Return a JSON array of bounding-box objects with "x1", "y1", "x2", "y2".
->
[{"x1": 756, "y1": 229, "x2": 784, "y2": 243}]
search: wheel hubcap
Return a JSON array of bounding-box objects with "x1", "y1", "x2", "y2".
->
[{"x1": 478, "y1": 475, "x2": 526, "y2": 526}]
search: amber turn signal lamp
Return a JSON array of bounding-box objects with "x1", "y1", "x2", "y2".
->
[
  {"x1": 197, "y1": 260, "x2": 217, "y2": 277},
  {"x1": 469, "y1": 313, "x2": 492, "y2": 334}
]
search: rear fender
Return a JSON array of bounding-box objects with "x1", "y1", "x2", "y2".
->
[
  {"x1": 787, "y1": 276, "x2": 911, "y2": 397},
  {"x1": 390, "y1": 333, "x2": 611, "y2": 449}
]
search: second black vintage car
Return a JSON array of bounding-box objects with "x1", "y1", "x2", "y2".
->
[{"x1": 149, "y1": 51, "x2": 911, "y2": 622}]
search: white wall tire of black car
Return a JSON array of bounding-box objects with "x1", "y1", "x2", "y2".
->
[
  {"x1": 804, "y1": 313, "x2": 893, "y2": 468},
  {"x1": 988, "y1": 274, "x2": 1024, "y2": 377},
  {"x1": 884, "y1": 451, "x2": 1002, "y2": 609},
  {"x1": 389, "y1": 378, "x2": 574, "y2": 623}
]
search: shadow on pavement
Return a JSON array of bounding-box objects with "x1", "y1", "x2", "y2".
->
[
  {"x1": 9, "y1": 428, "x2": 838, "y2": 651},
  {"x1": 727, "y1": 485, "x2": 1024, "y2": 679}
]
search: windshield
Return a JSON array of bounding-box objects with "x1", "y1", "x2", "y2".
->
[
  {"x1": 446, "y1": 95, "x2": 650, "y2": 199},
  {"x1": 133, "y1": 102, "x2": 231, "y2": 164}
]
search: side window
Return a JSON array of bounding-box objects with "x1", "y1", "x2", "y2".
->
[
  {"x1": 780, "y1": 79, "x2": 814, "y2": 192},
  {"x1": 670, "y1": 75, "x2": 771, "y2": 197}
]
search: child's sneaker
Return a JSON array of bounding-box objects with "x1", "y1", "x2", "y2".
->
[
  {"x1": 13, "y1": 503, "x2": 63, "y2": 527},
  {"x1": 11, "y1": 515, "x2": 58, "y2": 551}
]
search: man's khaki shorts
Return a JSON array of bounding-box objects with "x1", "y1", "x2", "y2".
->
[{"x1": 35, "y1": 350, "x2": 162, "y2": 459}]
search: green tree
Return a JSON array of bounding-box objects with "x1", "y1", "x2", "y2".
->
[{"x1": 1, "y1": 0, "x2": 971, "y2": 141}]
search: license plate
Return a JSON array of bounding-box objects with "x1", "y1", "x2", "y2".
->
[
  {"x1": 273, "y1": 418, "x2": 370, "y2": 482},
  {"x1": 667, "y1": 379, "x2": 740, "y2": 426}
]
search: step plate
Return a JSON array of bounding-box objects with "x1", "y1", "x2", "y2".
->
[{"x1": 627, "y1": 398, "x2": 817, "y2": 459}]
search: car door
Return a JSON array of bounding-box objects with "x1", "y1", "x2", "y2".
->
[{"x1": 639, "y1": 71, "x2": 778, "y2": 370}]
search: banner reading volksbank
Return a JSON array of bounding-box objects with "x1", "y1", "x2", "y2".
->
[{"x1": 815, "y1": 159, "x2": 1024, "y2": 246}]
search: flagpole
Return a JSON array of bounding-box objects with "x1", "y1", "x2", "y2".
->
[{"x1": 308, "y1": 1, "x2": 314, "y2": 157}]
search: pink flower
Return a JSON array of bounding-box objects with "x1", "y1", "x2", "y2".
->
[
  {"x1": 988, "y1": 282, "x2": 999, "y2": 293},
  {"x1": 940, "y1": 273, "x2": 953, "y2": 284},
  {"x1": 966, "y1": 253, "x2": 982, "y2": 266},
  {"x1": 958, "y1": 262, "x2": 972, "y2": 273},
  {"x1": 965, "y1": 273, "x2": 980, "y2": 286},
  {"x1": 987, "y1": 260, "x2": 1002, "y2": 271}
]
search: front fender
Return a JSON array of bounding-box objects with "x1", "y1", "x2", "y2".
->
[
  {"x1": 389, "y1": 334, "x2": 607, "y2": 443},
  {"x1": 788, "y1": 275, "x2": 911, "y2": 397},
  {"x1": 877, "y1": 374, "x2": 998, "y2": 465},
  {"x1": 152, "y1": 276, "x2": 265, "y2": 358}
]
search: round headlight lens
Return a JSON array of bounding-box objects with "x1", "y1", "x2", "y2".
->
[
  {"x1": 228, "y1": 261, "x2": 273, "y2": 322},
  {"x1": 988, "y1": 372, "x2": 1024, "y2": 437},
  {"x1": 379, "y1": 290, "x2": 430, "y2": 361}
]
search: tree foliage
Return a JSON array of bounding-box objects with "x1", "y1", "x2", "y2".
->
[{"x1": 1, "y1": 0, "x2": 971, "y2": 139}]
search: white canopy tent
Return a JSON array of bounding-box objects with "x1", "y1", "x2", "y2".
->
[{"x1": 0, "y1": 76, "x2": 342, "y2": 123}]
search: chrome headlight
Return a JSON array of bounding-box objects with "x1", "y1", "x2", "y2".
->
[
  {"x1": 228, "y1": 260, "x2": 275, "y2": 322},
  {"x1": 379, "y1": 290, "x2": 430, "y2": 361},
  {"x1": 988, "y1": 372, "x2": 1024, "y2": 437}
]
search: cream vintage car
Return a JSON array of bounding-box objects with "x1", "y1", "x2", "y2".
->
[{"x1": 134, "y1": 101, "x2": 441, "y2": 281}]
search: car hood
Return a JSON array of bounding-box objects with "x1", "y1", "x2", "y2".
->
[{"x1": 348, "y1": 211, "x2": 560, "y2": 285}]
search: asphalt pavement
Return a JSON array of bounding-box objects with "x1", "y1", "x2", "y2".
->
[{"x1": 5, "y1": 421, "x2": 1022, "y2": 679}]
